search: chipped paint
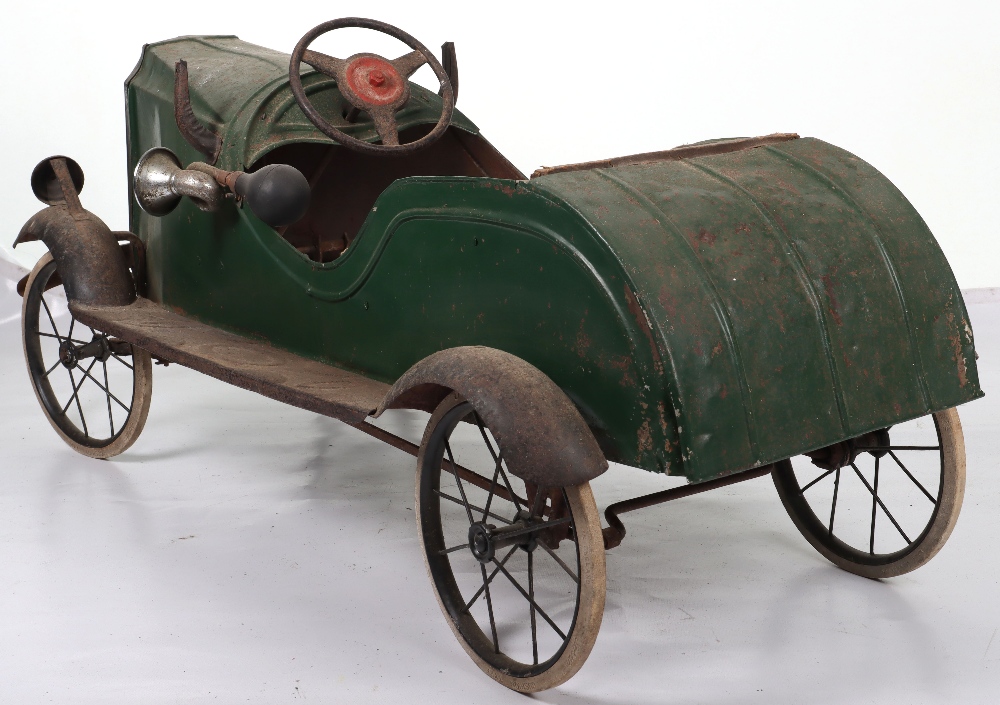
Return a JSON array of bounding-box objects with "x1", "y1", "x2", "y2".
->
[
  {"x1": 637, "y1": 419, "x2": 653, "y2": 453},
  {"x1": 947, "y1": 312, "x2": 969, "y2": 387},
  {"x1": 622, "y1": 284, "x2": 663, "y2": 375}
]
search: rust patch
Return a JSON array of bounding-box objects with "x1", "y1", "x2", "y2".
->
[
  {"x1": 174, "y1": 60, "x2": 222, "y2": 164},
  {"x1": 637, "y1": 419, "x2": 653, "y2": 453},
  {"x1": 609, "y1": 355, "x2": 635, "y2": 388},
  {"x1": 695, "y1": 228, "x2": 716, "y2": 246},
  {"x1": 656, "y1": 401, "x2": 674, "y2": 452},
  {"x1": 735, "y1": 222, "x2": 752, "y2": 235},
  {"x1": 575, "y1": 318, "x2": 591, "y2": 358},
  {"x1": 657, "y1": 283, "x2": 679, "y2": 320},
  {"x1": 623, "y1": 284, "x2": 664, "y2": 375},
  {"x1": 946, "y1": 312, "x2": 969, "y2": 386},
  {"x1": 821, "y1": 272, "x2": 843, "y2": 326}
]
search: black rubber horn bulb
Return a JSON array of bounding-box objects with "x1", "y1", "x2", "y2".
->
[{"x1": 234, "y1": 164, "x2": 310, "y2": 227}]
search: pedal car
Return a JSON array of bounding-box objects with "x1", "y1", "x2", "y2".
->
[{"x1": 14, "y1": 17, "x2": 983, "y2": 692}]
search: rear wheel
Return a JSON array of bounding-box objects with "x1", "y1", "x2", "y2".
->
[
  {"x1": 21, "y1": 252, "x2": 152, "y2": 458},
  {"x1": 415, "y1": 395, "x2": 605, "y2": 692},
  {"x1": 772, "y1": 408, "x2": 964, "y2": 578}
]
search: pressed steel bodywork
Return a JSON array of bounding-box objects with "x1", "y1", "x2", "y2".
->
[{"x1": 125, "y1": 36, "x2": 981, "y2": 482}]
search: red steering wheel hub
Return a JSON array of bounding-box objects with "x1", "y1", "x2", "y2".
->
[{"x1": 345, "y1": 55, "x2": 405, "y2": 106}]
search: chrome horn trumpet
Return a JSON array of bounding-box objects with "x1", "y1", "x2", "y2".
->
[{"x1": 133, "y1": 147, "x2": 223, "y2": 215}]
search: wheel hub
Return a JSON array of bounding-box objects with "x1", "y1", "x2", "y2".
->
[
  {"x1": 862, "y1": 428, "x2": 892, "y2": 458},
  {"x1": 469, "y1": 516, "x2": 543, "y2": 564},
  {"x1": 806, "y1": 427, "x2": 892, "y2": 469},
  {"x1": 468, "y1": 522, "x2": 496, "y2": 563},
  {"x1": 58, "y1": 340, "x2": 78, "y2": 369}
]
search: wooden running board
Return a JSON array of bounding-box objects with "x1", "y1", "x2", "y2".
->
[{"x1": 73, "y1": 298, "x2": 391, "y2": 425}]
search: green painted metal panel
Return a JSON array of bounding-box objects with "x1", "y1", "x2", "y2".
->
[
  {"x1": 123, "y1": 37, "x2": 981, "y2": 483},
  {"x1": 134, "y1": 177, "x2": 675, "y2": 473},
  {"x1": 531, "y1": 137, "x2": 982, "y2": 480}
]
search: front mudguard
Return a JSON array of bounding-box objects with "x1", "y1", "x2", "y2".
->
[
  {"x1": 14, "y1": 205, "x2": 135, "y2": 307},
  {"x1": 375, "y1": 346, "x2": 608, "y2": 488}
]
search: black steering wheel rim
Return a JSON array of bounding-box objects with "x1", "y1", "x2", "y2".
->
[{"x1": 289, "y1": 17, "x2": 455, "y2": 156}]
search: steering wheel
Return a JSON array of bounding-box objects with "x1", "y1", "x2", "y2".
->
[{"x1": 289, "y1": 18, "x2": 456, "y2": 156}]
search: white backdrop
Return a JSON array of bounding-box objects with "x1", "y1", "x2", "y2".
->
[
  {"x1": 1, "y1": 1, "x2": 998, "y2": 285},
  {"x1": 3, "y1": 4, "x2": 1000, "y2": 701}
]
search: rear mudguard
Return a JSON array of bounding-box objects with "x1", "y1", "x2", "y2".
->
[
  {"x1": 14, "y1": 205, "x2": 135, "y2": 307},
  {"x1": 375, "y1": 346, "x2": 608, "y2": 488}
]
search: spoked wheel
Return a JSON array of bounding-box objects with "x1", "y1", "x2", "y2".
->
[
  {"x1": 21, "y1": 252, "x2": 153, "y2": 458},
  {"x1": 416, "y1": 395, "x2": 606, "y2": 692},
  {"x1": 773, "y1": 408, "x2": 965, "y2": 579}
]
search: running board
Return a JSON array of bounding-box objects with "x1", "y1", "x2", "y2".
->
[{"x1": 72, "y1": 298, "x2": 390, "y2": 425}]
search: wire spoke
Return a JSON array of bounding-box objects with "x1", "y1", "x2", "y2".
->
[
  {"x1": 801, "y1": 467, "x2": 836, "y2": 494},
  {"x1": 433, "y1": 489, "x2": 513, "y2": 525},
  {"x1": 42, "y1": 358, "x2": 62, "y2": 379},
  {"x1": 103, "y1": 360, "x2": 115, "y2": 436},
  {"x1": 75, "y1": 364, "x2": 131, "y2": 414},
  {"x1": 481, "y1": 453, "x2": 504, "y2": 524},
  {"x1": 440, "y1": 461, "x2": 525, "y2": 505},
  {"x1": 851, "y1": 463, "x2": 911, "y2": 545},
  {"x1": 870, "y1": 456, "x2": 880, "y2": 554},
  {"x1": 887, "y1": 450, "x2": 937, "y2": 503},
  {"x1": 446, "y1": 439, "x2": 476, "y2": 525},
  {"x1": 537, "y1": 540, "x2": 579, "y2": 583},
  {"x1": 493, "y1": 558, "x2": 567, "y2": 641},
  {"x1": 463, "y1": 545, "x2": 518, "y2": 612},
  {"x1": 475, "y1": 413, "x2": 526, "y2": 513},
  {"x1": 474, "y1": 412, "x2": 501, "y2": 464},
  {"x1": 829, "y1": 466, "x2": 841, "y2": 534},
  {"x1": 480, "y1": 563, "x2": 500, "y2": 654},
  {"x1": 496, "y1": 464, "x2": 526, "y2": 514},
  {"x1": 529, "y1": 550, "x2": 538, "y2": 665},
  {"x1": 110, "y1": 351, "x2": 134, "y2": 370},
  {"x1": 856, "y1": 445, "x2": 940, "y2": 451},
  {"x1": 67, "y1": 317, "x2": 75, "y2": 341},
  {"x1": 488, "y1": 516, "x2": 572, "y2": 544},
  {"x1": 61, "y1": 359, "x2": 97, "y2": 415},
  {"x1": 66, "y1": 367, "x2": 91, "y2": 437},
  {"x1": 37, "y1": 331, "x2": 88, "y2": 345},
  {"x1": 40, "y1": 297, "x2": 63, "y2": 342},
  {"x1": 438, "y1": 543, "x2": 468, "y2": 555}
]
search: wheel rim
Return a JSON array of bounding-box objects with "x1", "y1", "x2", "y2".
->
[
  {"x1": 419, "y1": 401, "x2": 586, "y2": 678},
  {"x1": 774, "y1": 413, "x2": 953, "y2": 568},
  {"x1": 23, "y1": 257, "x2": 142, "y2": 448}
]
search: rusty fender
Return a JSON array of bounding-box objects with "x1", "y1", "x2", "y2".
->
[
  {"x1": 14, "y1": 206, "x2": 135, "y2": 307},
  {"x1": 374, "y1": 346, "x2": 609, "y2": 488}
]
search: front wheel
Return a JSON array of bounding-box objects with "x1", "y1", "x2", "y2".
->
[
  {"x1": 415, "y1": 395, "x2": 606, "y2": 692},
  {"x1": 773, "y1": 408, "x2": 965, "y2": 579},
  {"x1": 21, "y1": 252, "x2": 153, "y2": 458}
]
